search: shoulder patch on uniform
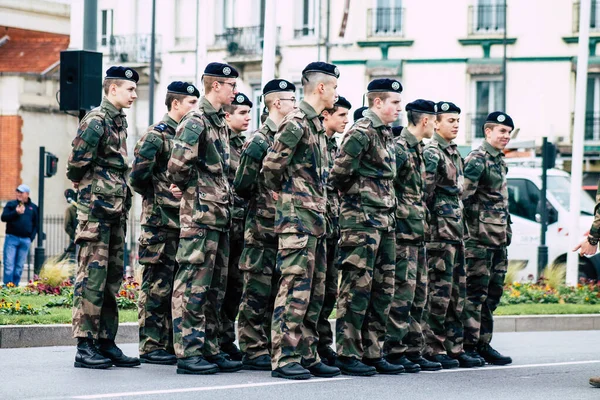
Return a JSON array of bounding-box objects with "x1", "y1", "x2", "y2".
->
[
  {"x1": 342, "y1": 128, "x2": 370, "y2": 158},
  {"x1": 79, "y1": 115, "x2": 104, "y2": 147},
  {"x1": 277, "y1": 120, "x2": 304, "y2": 148},
  {"x1": 464, "y1": 153, "x2": 486, "y2": 179},
  {"x1": 154, "y1": 123, "x2": 167, "y2": 132},
  {"x1": 245, "y1": 134, "x2": 270, "y2": 160},
  {"x1": 179, "y1": 119, "x2": 205, "y2": 145},
  {"x1": 138, "y1": 132, "x2": 164, "y2": 159}
]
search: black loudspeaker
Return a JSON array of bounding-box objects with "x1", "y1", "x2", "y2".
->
[{"x1": 59, "y1": 50, "x2": 103, "y2": 111}]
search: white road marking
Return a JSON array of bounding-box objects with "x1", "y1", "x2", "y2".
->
[
  {"x1": 422, "y1": 359, "x2": 600, "y2": 373},
  {"x1": 72, "y1": 377, "x2": 352, "y2": 399}
]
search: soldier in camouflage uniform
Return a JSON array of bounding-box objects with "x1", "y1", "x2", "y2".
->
[
  {"x1": 330, "y1": 79, "x2": 403, "y2": 376},
  {"x1": 316, "y1": 95, "x2": 351, "y2": 366},
  {"x1": 263, "y1": 62, "x2": 341, "y2": 380},
  {"x1": 67, "y1": 66, "x2": 140, "y2": 369},
  {"x1": 167, "y1": 62, "x2": 243, "y2": 375},
  {"x1": 234, "y1": 79, "x2": 297, "y2": 371},
  {"x1": 422, "y1": 101, "x2": 481, "y2": 369},
  {"x1": 219, "y1": 92, "x2": 253, "y2": 361},
  {"x1": 129, "y1": 81, "x2": 200, "y2": 365},
  {"x1": 462, "y1": 111, "x2": 514, "y2": 366},
  {"x1": 384, "y1": 100, "x2": 442, "y2": 373}
]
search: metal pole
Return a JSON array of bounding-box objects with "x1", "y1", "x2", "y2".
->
[
  {"x1": 261, "y1": 0, "x2": 277, "y2": 90},
  {"x1": 83, "y1": 0, "x2": 98, "y2": 51},
  {"x1": 325, "y1": 0, "x2": 331, "y2": 62},
  {"x1": 195, "y1": 0, "x2": 200, "y2": 85},
  {"x1": 34, "y1": 147, "x2": 46, "y2": 275},
  {"x1": 538, "y1": 137, "x2": 549, "y2": 275},
  {"x1": 148, "y1": 0, "x2": 156, "y2": 125},
  {"x1": 567, "y1": 0, "x2": 592, "y2": 286},
  {"x1": 501, "y1": 0, "x2": 507, "y2": 110}
]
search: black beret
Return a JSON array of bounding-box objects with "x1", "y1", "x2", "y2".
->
[
  {"x1": 406, "y1": 99, "x2": 436, "y2": 114},
  {"x1": 367, "y1": 78, "x2": 403, "y2": 93},
  {"x1": 105, "y1": 66, "x2": 139, "y2": 83},
  {"x1": 334, "y1": 96, "x2": 352, "y2": 110},
  {"x1": 302, "y1": 62, "x2": 340, "y2": 78},
  {"x1": 167, "y1": 81, "x2": 200, "y2": 97},
  {"x1": 263, "y1": 79, "x2": 296, "y2": 96},
  {"x1": 203, "y1": 62, "x2": 239, "y2": 78},
  {"x1": 353, "y1": 106, "x2": 368, "y2": 120},
  {"x1": 435, "y1": 101, "x2": 461, "y2": 114},
  {"x1": 392, "y1": 126, "x2": 404, "y2": 137},
  {"x1": 485, "y1": 111, "x2": 514, "y2": 129},
  {"x1": 232, "y1": 92, "x2": 253, "y2": 108}
]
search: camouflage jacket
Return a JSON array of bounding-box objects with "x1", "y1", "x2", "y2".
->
[
  {"x1": 326, "y1": 134, "x2": 340, "y2": 238},
  {"x1": 590, "y1": 186, "x2": 600, "y2": 239},
  {"x1": 167, "y1": 97, "x2": 231, "y2": 236},
  {"x1": 330, "y1": 110, "x2": 396, "y2": 231},
  {"x1": 424, "y1": 132, "x2": 465, "y2": 242},
  {"x1": 233, "y1": 118, "x2": 278, "y2": 245},
  {"x1": 229, "y1": 130, "x2": 248, "y2": 222},
  {"x1": 129, "y1": 114, "x2": 180, "y2": 230},
  {"x1": 262, "y1": 101, "x2": 328, "y2": 237},
  {"x1": 395, "y1": 128, "x2": 427, "y2": 242},
  {"x1": 66, "y1": 98, "x2": 131, "y2": 223},
  {"x1": 462, "y1": 140, "x2": 512, "y2": 248}
]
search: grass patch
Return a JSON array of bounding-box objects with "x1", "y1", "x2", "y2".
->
[{"x1": 496, "y1": 303, "x2": 600, "y2": 315}]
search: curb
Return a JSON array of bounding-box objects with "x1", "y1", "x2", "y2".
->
[{"x1": 1, "y1": 315, "x2": 599, "y2": 349}]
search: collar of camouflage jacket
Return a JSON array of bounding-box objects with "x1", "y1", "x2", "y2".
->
[
  {"x1": 433, "y1": 131, "x2": 456, "y2": 151},
  {"x1": 401, "y1": 127, "x2": 421, "y2": 148},
  {"x1": 200, "y1": 96, "x2": 226, "y2": 127},
  {"x1": 363, "y1": 109, "x2": 386, "y2": 128},
  {"x1": 327, "y1": 134, "x2": 338, "y2": 150},
  {"x1": 101, "y1": 97, "x2": 126, "y2": 121},
  {"x1": 265, "y1": 117, "x2": 278, "y2": 134},
  {"x1": 229, "y1": 129, "x2": 246, "y2": 147},
  {"x1": 163, "y1": 114, "x2": 178, "y2": 131},
  {"x1": 299, "y1": 100, "x2": 320, "y2": 120},
  {"x1": 483, "y1": 140, "x2": 502, "y2": 157}
]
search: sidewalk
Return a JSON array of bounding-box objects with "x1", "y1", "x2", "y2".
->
[{"x1": 1, "y1": 314, "x2": 599, "y2": 348}]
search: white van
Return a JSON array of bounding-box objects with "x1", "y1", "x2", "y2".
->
[{"x1": 506, "y1": 166, "x2": 600, "y2": 281}]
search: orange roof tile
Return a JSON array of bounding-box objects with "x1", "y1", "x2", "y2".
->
[{"x1": 0, "y1": 26, "x2": 69, "y2": 73}]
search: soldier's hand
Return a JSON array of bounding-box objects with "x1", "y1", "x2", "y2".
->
[
  {"x1": 271, "y1": 191, "x2": 279, "y2": 201},
  {"x1": 170, "y1": 184, "x2": 183, "y2": 199},
  {"x1": 16, "y1": 204, "x2": 25, "y2": 214},
  {"x1": 72, "y1": 181, "x2": 79, "y2": 189},
  {"x1": 573, "y1": 240, "x2": 598, "y2": 256}
]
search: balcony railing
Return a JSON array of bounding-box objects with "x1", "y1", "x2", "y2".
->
[
  {"x1": 107, "y1": 34, "x2": 162, "y2": 64},
  {"x1": 214, "y1": 25, "x2": 280, "y2": 57},
  {"x1": 294, "y1": 27, "x2": 315, "y2": 38},
  {"x1": 468, "y1": 4, "x2": 506, "y2": 35},
  {"x1": 467, "y1": 113, "x2": 489, "y2": 141},
  {"x1": 573, "y1": 1, "x2": 600, "y2": 33},
  {"x1": 367, "y1": 7, "x2": 404, "y2": 38}
]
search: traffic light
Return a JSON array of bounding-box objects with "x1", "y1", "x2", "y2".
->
[
  {"x1": 543, "y1": 141, "x2": 557, "y2": 170},
  {"x1": 45, "y1": 152, "x2": 59, "y2": 177}
]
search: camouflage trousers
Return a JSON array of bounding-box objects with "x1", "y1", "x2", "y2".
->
[
  {"x1": 72, "y1": 217, "x2": 125, "y2": 340},
  {"x1": 384, "y1": 242, "x2": 428, "y2": 357},
  {"x1": 317, "y1": 235, "x2": 339, "y2": 350},
  {"x1": 463, "y1": 246, "x2": 507, "y2": 349},
  {"x1": 172, "y1": 229, "x2": 229, "y2": 359},
  {"x1": 336, "y1": 229, "x2": 395, "y2": 360},
  {"x1": 423, "y1": 241, "x2": 466, "y2": 357},
  {"x1": 137, "y1": 226, "x2": 179, "y2": 355},
  {"x1": 219, "y1": 219, "x2": 244, "y2": 350},
  {"x1": 237, "y1": 238, "x2": 279, "y2": 359},
  {"x1": 271, "y1": 233, "x2": 326, "y2": 369}
]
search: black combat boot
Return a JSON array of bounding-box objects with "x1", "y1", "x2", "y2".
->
[
  {"x1": 74, "y1": 338, "x2": 113, "y2": 369},
  {"x1": 140, "y1": 349, "x2": 177, "y2": 365},
  {"x1": 318, "y1": 346, "x2": 338, "y2": 366},
  {"x1": 455, "y1": 352, "x2": 482, "y2": 368},
  {"x1": 405, "y1": 354, "x2": 443, "y2": 371},
  {"x1": 336, "y1": 356, "x2": 377, "y2": 376},
  {"x1": 177, "y1": 356, "x2": 219, "y2": 375},
  {"x1": 271, "y1": 362, "x2": 312, "y2": 380},
  {"x1": 477, "y1": 344, "x2": 512, "y2": 365},
  {"x1": 97, "y1": 339, "x2": 140, "y2": 367},
  {"x1": 221, "y1": 343, "x2": 243, "y2": 361},
  {"x1": 386, "y1": 354, "x2": 421, "y2": 373},
  {"x1": 426, "y1": 354, "x2": 459, "y2": 369},
  {"x1": 302, "y1": 360, "x2": 341, "y2": 377},
  {"x1": 205, "y1": 353, "x2": 243, "y2": 372},
  {"x1": 363, "y1": 357, "x2": 405, "y2": 375},
  {"x1": 242, "y1": 354, "x2": 272, "y2": 371},
  {"x1": 464, "y1": 348, "x2": 486, "y2": 366}
]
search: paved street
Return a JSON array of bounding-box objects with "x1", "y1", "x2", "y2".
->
[{"x1": 1, "y1": 330, "x2": 599, "y2": 400}]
